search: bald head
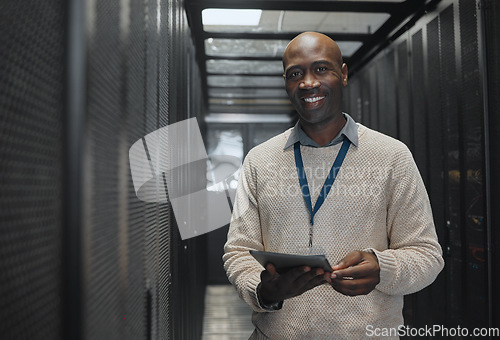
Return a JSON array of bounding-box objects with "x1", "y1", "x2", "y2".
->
[
  {"x1": 283, "y1": 32, "x2": 343, "y2": 71},
  {"x1": 281, "y1": 31, "x2": 348, "y2": 138}
]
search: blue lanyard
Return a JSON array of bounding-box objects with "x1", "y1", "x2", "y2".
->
[{"x1": 294, "y1": 139, "x2": 351, "y2": 246}]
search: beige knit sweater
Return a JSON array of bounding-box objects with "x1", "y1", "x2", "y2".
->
[{"x1": 223, "y1": 123, "x2": 444, "y2": 339}]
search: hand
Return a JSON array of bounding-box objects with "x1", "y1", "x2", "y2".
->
[
  {"x1": 330, "y1": 251, "x2": 380, "y2": 296},
  {"x1": 258, "y1": 263, "x2": 331, "y2": 305}
]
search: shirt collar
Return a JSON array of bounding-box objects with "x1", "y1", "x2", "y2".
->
[{"x1": 284, "y1": 112, "x2": 359, "y2": 150}]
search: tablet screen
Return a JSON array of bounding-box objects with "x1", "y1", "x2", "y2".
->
[{"x1": 250, "y1": 250, "x2": 333, "y2": 274}]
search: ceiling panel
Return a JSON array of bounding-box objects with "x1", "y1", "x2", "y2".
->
[
  {"x1": 205, "y1": 39, "x2": 288, "y2": 57},
  {"x1": 209, "y1": 88, "x2": 288, "y2": 99},
  {"x1": 208, "y1": 87, "x2": 288, "y2": 98},
  {"x1": 209, "y1": 98, "x2": 291, "y2": 105},
  {"x1": 334, "y1": 42, "x2": 363, "y2": 57},
  {"x1": 206, "y1": 39, "x2": 362, "y2": 58},
  {"x1": 208, "y1": 105, "x2": 294, "y2": 114},
  {"x1": 282, "y1": 12, "x2": 391, "y2": 33},
  {"x1": 203, "y1": 11, "x2": 282, "y2": 33},
  {"x1": 208, "y1": 75, "x2": 284, "y2": 87},
  {"x1": 204, "y1": 10, "x2": 391, "y2": 34},
  {"x1": 206, "y1": 60, "x2": 284, "y2": 74}
]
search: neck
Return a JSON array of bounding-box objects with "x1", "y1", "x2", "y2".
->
[{"x1": 300, "y1": 113, "x2": 347, "y2": 146}]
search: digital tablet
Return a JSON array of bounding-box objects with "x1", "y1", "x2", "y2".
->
[{"x1": 249, "y1": 250, "x2": 333, "y2": 274}]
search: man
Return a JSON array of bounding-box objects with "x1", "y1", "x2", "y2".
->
[{"x1": 223, "y1": 32, "x2": 444, "y2": 339}]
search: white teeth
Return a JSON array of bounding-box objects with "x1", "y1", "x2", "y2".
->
[{"x1": 303, "y1": 96, "x2": 325, "y2": 103}]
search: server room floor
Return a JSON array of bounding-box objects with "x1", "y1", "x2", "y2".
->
[{"x1": 202, "y1": 285, "x2": 254, "y2": 340}]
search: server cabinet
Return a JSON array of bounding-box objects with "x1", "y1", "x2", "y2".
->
[
  {"x1": 1, "y1": 0, "x2": 207, "y2": 339},
  {"x1": 344, "y1": 0, "x2": 497, "y2": 331}
]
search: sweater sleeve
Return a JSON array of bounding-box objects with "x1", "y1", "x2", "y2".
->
[
  {"x1": 222, "y1": 155, "x2": 281, "y2": 313},
  {"x1": 369, "y1": 148, "x2": 444, "y2": 296}
]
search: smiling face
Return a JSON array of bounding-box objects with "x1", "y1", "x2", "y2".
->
[{"x1": 283, "y1": 32, "x2": 348, "y2": 128}]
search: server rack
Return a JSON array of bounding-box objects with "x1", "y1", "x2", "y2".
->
[
  {"x1": 1, "y1": 0, "x2": 208, "y2": 339},
  {"x1": 344, "y1": 0, "x2": 499, "y2": 330}
]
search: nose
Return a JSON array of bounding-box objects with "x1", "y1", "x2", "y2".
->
[{"x1": 299, "y1": 73, "x2": 320, "y2": 89}]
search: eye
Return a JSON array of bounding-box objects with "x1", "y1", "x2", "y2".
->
[
  {"x1": 286, "y1": 71, "x2": 302, "y2": 79},
  {"x1": 286, "y1": 70, "x2": 302, "y2": 80},
  {"x1": 316, "y1": 66, "x2": 328, "y2": 72}
]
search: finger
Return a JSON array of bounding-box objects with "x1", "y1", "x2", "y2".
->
[
  {"x1": 331, "y1": 277, "x2": 370, "y2": 295},
  {"x1": 308, "y1": 272, "x2": 328, "y2": 288},
  {"x1": 266, "y1": 263, "x2": 277, "y2": 276},
  {"x1": 282, "y1": 265, "x2": 312, "y2": 282},
  {"x1": 293, "y1": 267, "x2": 325, "y2": 286},
  {"x1": 331, "y1": 277, "x2": 377, "y2": 296},
  {"x1": 294, "y1": 268, "x2": 325, "y2": 286},
  {"x1": 260, "y1": 263, "x2": 278, "y2": 283},
  {"x1": 300, "y1": 278, "x2": 327, "y2": 295},
  {"x1": 333, "y1": 252, "x2": 380, "y2": 279},
  {"x1": 297, "y1": 273, "x2": 328, "y2": 295},
  {"x1": 331, "y1": 251, "x2": 363, "y2": 271},
  {"x1": 332, "y1": 265, "x2": 369, "y2": 279}
]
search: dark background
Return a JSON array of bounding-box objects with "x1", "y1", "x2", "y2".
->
[{"x1": 0, "y1": 0, "x2": 499, "y2": 338}]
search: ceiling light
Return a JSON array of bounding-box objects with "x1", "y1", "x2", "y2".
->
[{"x1": 202, "y1": 9, "x2": 262, "y2": 26}]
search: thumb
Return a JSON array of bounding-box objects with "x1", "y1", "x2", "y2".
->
[{"x1": 332, "y1": 251, "x2": 363, "y2": 270}]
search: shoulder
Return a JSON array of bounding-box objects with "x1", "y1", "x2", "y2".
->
[
  {"x1": 354, "y1": 124, "x2": 416, "y2": 181},
  {"x1": 356, "y1": 123, "x2": 412, "y2": 161}
]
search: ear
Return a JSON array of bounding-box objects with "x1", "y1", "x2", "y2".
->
[{"x1": 341, "y1": 63, "x2": 348, "y2": 86}]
